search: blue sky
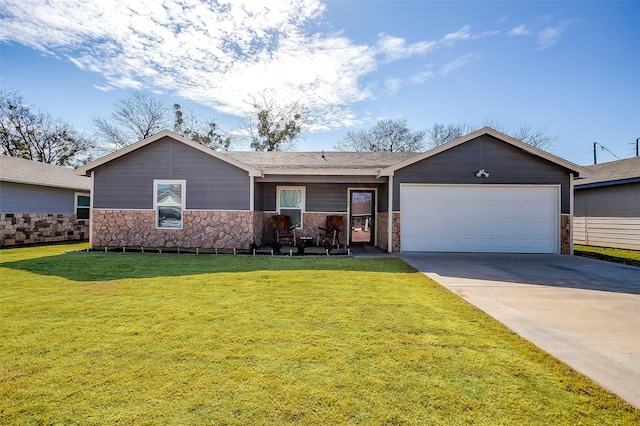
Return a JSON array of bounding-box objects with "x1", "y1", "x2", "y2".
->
[{"x1": 1, "y1": 0, "x2": 638, "y2": 165}]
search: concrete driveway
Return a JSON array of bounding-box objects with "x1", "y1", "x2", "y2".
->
[{"x1": 399, "y1": 252, "x2": 640, "y2": 408}]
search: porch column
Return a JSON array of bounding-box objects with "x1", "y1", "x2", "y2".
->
[{"x1": 249, "y1": 175, "x2": 254, "y2": 211}]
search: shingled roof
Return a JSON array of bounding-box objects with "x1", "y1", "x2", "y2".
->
[
  {"x1": 575, "y1": 156, "x2": 640, "y2": 188},
  {"x1": 0, "y1": 155, "x2": 91, "y2": 191}
]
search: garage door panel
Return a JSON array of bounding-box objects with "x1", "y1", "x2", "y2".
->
[{"x1": 400, "y1": 185, "x2": 559, "y2": 253}]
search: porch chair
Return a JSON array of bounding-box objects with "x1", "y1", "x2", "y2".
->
[
  {"x1": 317, "y1": 215, "x2": 343, "y2": 247},
  {"x1": 272, "y1": 214, "x2": 296, "y2": 245}
]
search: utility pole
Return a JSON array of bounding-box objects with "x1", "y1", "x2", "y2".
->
[
  {"x1": 636, "y1": 137, "x2": 639, "y2": 157},
  {"x1": 593, "y1": 142, "x2": 597, "y2": 164}
]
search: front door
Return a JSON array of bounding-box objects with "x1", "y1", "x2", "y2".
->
[{"x1": 349, "y1": 190, "x2": 375, "y2": 245}]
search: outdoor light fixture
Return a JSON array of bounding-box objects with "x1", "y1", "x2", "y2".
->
[{"x1": 475, "y1": 169, "x2": 490, "y2": 178}]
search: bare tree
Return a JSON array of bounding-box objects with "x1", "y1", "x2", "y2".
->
[
  {"x1": 1, "y1": 90, "x2": 92, "y2": 166},
  {"x1": 512, "y1": 123, "x2": 557, "y2": 150},
  {"x1": 334, "y1": 118, "x2": 427, "y2": 152},
  {"x1": 243, "y1": 92, "x2": 307, "y2": 151},
  {"x1": 93, "y1": 92, "x2": 232, "y2": 152},
  {"x1": 426, "y1": 122, "x2": 472, "y2": 148},
  {"x1": 482, "y1": 119, "x2": 557, "y2": 150},
  {"x1": 92, "y1": 91, "x2": 171, "y2": 150}
]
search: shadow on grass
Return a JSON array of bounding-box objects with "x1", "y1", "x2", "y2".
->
[{"x1": 1, "y1": 251, "x2": 415, "y2": 282}]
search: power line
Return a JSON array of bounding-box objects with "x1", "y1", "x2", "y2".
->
[{"x1": 592, "y1": 142, "x2": 621, "y2": 165}]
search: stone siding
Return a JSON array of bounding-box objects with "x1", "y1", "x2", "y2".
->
[
  {"x1": 252, "y1": 211, "x2": 265, "y2": 246},
  {"x1": 92, "y1": 210, "x2": 254, "y2": 249},
  {"x1": 0, "y1": 213, "x2": 88, "y2": 247},
  {"x1": 561, "y1": 214, "x2": 571, "y2": 255},
  {"x1": 392, "y1": 212, "x2": 401, "y2": 252},
  {"x1": 377, "y1": 212, "x2": 389, "y2": 251}
]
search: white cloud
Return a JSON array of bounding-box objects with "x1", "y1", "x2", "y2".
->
[
  {"x1": 0, "y1": 1, "x2": 503, "y2": 130},
  {"x1": 509, "y1": 24, "x2": 532, "y2": 36},
  {"x1": 0, "y1": 0, "x2": 377, "y2": 129},
  {"x1": 440, "y1": 53, "x2": 478, "y2": 76},
  {"x1": 384, "y1": 78, "x2": 403, "y2": 95},
  {"x1": 410, "y1": 66, "x2": 435, "y2": 84},
  {"x1": 441, "y1": 25, "x2": 478, "y2": 46},
  {"x1": 376, "y1": 33, "x2": 435, "y2": 62},
  {"x1": 509, "y1": 19, "x2": 572, "y2": 50}
]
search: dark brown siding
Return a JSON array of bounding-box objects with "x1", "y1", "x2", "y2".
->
[
  {"x1": 393, "y1": 135, "x2": 572, "y2": 213},
  {"x1": 93, "y1": 137, "x2": 250, "y2": 210}
]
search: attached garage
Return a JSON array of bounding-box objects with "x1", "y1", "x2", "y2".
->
[
  {"x1": 400, "y1": 184, "x2": 560, "y2": 253},
  {"x1": 379, "y1": 128, "x2": 591, "y2": 254}
]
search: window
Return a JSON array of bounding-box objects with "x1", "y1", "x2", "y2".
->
[
  {"x1": 277, "y1": 186, "x2": 305, "y2": 229},
  {"x1": 75, "y1": 193, "x2": 90, "y2": 220},
  {"x1": 154, "y1": 180, "x2": 185, "y2": 229}
]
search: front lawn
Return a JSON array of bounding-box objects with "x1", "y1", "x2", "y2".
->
[
  {"x1": 574, "y1": 244, "x2": 640, "y2": 267},
  {"x1": 1, "y1": 244, "x2": 638, "y2": 425}
]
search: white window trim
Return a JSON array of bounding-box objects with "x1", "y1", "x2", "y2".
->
[
  {"x1": 74, "y1": 192, "x2": 90, "y2": 220},
  {"x1": 154, "y1": 179, "x2": 186, "y2": 230},
  {"x1": 276, "y1": 186, "x2": 305, "y2": 229}
]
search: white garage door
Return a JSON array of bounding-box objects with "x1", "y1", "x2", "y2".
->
[{"x1": 400, "y1": 185, "x2": 559, "y2": 253}]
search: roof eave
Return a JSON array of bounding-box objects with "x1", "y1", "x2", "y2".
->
[
  {"x1": 1, "y1": 177, "x2": 91, "y2": 191},
  {"x1": 575, "y1": 176, "x2": 640, "y2": 189},
  {"x1": 262, "y1": 168, "x2": 383, "y2": 176}
]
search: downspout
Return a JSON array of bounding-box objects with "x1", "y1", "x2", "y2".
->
[{"x1": 387, "y1": 175, "x2": 394, "y2": 253}]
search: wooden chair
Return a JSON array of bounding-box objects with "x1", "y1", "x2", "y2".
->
[
  {"x1": 272, "y1": 214, "x2": 296, "y2": 245},
  {"x1": 317, "y1": 215, "x2": 343, "y2": 247}
]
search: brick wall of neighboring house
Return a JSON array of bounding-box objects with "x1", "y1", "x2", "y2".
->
[
  {"x1": 0, "y1": 213, "x2": 88, "y2": 247},
  {"x1": 91, "y1": 210, "x2": 254, "y2": 249}
]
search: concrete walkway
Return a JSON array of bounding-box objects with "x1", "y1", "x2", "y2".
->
[{"x1": 399, "y1": 252, "x2": 640, "y2": 408}]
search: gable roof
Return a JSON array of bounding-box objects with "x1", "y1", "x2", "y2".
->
[
  {"x1": 378, "y1": 127, "x2": 592, "y2": 178},
  {"x1": 226, "y1": 151, "x2": 416, "y2": 175},
  {"x1": 574, "y1": 156, "x2": 640, "y2": 189},
  {"x1": 76, "y1": 130, "x2": 263, "y2": 177},
  {"x1": 0, "y1": 155, "x2": 91, "y2": 191}
]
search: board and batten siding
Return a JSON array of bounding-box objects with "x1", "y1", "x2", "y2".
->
[
  {"x1": 92, "y1": 137, "x2": 250, "y2": 210},
  {"x1": 392, "y1": 135, "x2": 572, "y2": 213},
  {"x1": 0, "y1": 181, "x2": 76, "y2": 213},
  {"x1": 255, "y1": 182, "x2": 387, "y2": 213},
  {"x1": 574, "y1": 182, "x2": 640, "y2": 250}
]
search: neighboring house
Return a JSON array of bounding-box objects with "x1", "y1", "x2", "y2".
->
[
  {"x1": 0, "y1": 155, "x2": 91, "y2": 247},
  {"x1": 574, "y1": 156, "x2": 640, "y2": 250},
  {"x1": 76, "y1": 127, "x2": 590, "y2": 254}
]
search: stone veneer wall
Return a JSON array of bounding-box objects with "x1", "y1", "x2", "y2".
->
[
  {"x1": 561, "y1": 214, "x2": 571, "y2": 255},
  {"x1": 376, "y1": 212, "x2": 389, "y2": 251},
  {"x1": 0, "y1": 213, "x2": 88, "y2": 247},
  {"x1": 391, "y1": 212, "x2": 401, "y2": 253},
  {"x1": 92, "y1": 210, "x2": 254, "y2": 249},
  {"x1": 261, "y1": 212, "x2": 348, "y2": 246},
  {"x1": 252, "y1": 211, "x2": 265, "y2": 246}
]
